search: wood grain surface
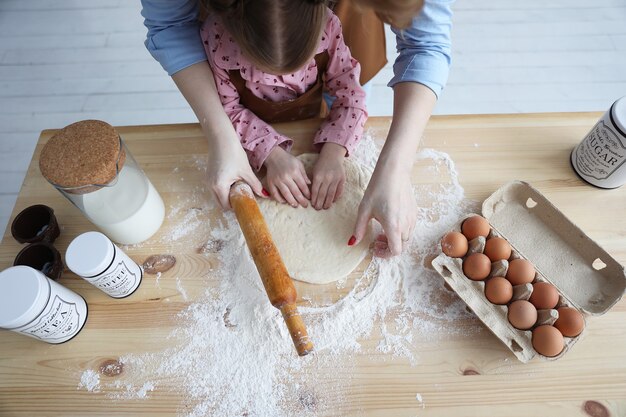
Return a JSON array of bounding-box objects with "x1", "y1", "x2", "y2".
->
[{"x1": 0, "y1": 115, "x2": 625, "y2": 417}]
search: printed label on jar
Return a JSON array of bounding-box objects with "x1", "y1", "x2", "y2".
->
[
  {"x1": 89, "y1": 260, "x2": 140, "y2": 298},
  {"x1": 573, "y1": 121, "x2": 626, "y2": 180},
  {"x1": 18, "y1": 295, "x2": 82, "y2": 342}
]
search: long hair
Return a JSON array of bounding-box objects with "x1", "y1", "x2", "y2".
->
[{"x1": 204, "y1": 0, "x2": 328, "y2": 74}]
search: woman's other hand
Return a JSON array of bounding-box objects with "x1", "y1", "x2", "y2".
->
[{"x1": 352, "y1": 167, "x2": 417, "y2": 258}]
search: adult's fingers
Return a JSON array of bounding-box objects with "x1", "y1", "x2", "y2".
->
[
  {"x1": 242, "y1": 172, "x2": 266, "y2": 199},
  {"x1": 350, "y1": 203, "x2": 371, "y2": 245},
  {"x1": 381, "y1": 219, "x2": 403, "y2": 256},
  {"x1": 214, "y1": 184, "x2": 232, "y2": 210},
  {"x1": 373, "y1": 238, "x2": 391, "y2": 258}
]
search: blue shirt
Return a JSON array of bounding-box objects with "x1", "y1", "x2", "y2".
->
[{"x1": 140, "y1": 0, "x2": 453, "y2": 97}]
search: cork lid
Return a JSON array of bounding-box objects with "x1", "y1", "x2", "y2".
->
[{"x1": 39, "y1": 120, "x2": 126, "y2": 193}]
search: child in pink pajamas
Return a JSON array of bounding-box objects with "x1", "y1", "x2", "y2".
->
[{"x1": 201, "y1": 1, "x2": 367, "y2": 210}]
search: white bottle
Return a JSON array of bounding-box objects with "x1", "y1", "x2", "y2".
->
[
  {"x1": 66, "y1": 231, "x2": 143, "y2": 298},
  {"x1": 571, "y1": 96, "x2": 626, "y2": 188},
  {"x1": 0, "y1": 266, "x2": 88, "y2": 344}
]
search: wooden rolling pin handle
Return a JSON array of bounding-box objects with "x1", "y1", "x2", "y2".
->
[
  {"x1": 229, "y1": 181, "x2": 313, "y2": 356},
  {"x1": 281, "y1": 304, "x2": 314, "y2": 356}
]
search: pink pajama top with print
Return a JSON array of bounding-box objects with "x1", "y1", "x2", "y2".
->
[{"x1": 200, "y1": 10, "x2": 368, "y2": 171}]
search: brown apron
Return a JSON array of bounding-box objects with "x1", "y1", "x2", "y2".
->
[
  {"x1": 228, "y1": 51, "x2": 330, "y2": 124},
  {"x1": 333, "y1": 0, "x2": 387, "y2": 85}
]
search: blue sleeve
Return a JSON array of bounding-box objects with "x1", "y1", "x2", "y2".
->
[
  {"x1": 140, "y1": 0, "x2": 208, "y2": 76},
  {"x1": 388, "y1": 0, "x2": 454, "y2": 98}
]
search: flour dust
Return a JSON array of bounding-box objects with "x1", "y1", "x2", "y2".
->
[{"x1": 78, "y1": 130, "x2": 481, "y2": 416}]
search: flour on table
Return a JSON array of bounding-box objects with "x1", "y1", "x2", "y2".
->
[
  {"x1": 76, "y1": 131, "x2": 481, "y2": 417},
  {"x1": 258, "y1": 153, "x2": 371, "y2": 284},
  {"x1": 78, "y1": 369, "x2": 100, "y2": 392}
]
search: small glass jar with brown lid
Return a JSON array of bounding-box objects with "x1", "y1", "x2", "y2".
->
[{"x1": 39, "y1": 120, "x2": 165, "y2": 245}]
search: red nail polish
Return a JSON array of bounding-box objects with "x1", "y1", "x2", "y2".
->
[
  {"x1": 348, "y1": 235, "x2": 356, "y2": 246},
  {"x1": 262, "y1": 188, "x2": 270, "y2": 197}
]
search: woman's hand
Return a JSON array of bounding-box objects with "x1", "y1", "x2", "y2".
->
[
  {"x1": 311, "y1": 143, "x2": 347, "y2": 210},
  {"x1": 349, "y1": 82, "x2": 437, "y2": 257},
  {"x1": 264, "y1": 147, "x2": 311, "y2": 207},
  {"x1": 207, "y1": 134, "x2": 265, "y2": 209},
  {"x1": 352, "y1": 165, "x2": 417, "y2": 257}
]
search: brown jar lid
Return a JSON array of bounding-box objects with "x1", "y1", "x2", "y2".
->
[{"x1": 39, "y1": 120, "x2": 126, "y2": 193}]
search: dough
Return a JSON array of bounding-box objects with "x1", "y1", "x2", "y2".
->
[{"x1": 258, "y1": 153, "x2": 372, "y2": 284}]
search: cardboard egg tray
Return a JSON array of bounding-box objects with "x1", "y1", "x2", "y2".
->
[{"x1": 432, "y1": 181, "x2": 626, "y2": 362}]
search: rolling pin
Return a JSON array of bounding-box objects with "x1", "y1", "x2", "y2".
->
[{"x1": 229, "y1": 181, "x2": 314, "y2": 356}]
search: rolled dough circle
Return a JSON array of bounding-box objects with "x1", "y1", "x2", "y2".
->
[{"x1": 258, "y1": 153, "x2": 372, "y2": 284}]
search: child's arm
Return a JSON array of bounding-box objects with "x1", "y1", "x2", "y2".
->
[
  {"x1": 311, "y1": 13, "x2": 368, "y2": 209},
  {"x1": 314, "y1": 14, "x2": 368, "y2": 156}
]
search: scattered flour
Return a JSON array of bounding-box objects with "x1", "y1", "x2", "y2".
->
[
  {"x1": 77, "y1": 131, "x2": 481, "y2": 416},
  {"x1": 78, "y1": 369, "x2": 100, "y2": 392},
  {"x1": 176, "y1": 277, "x2": 188, "y2": 301},
  {"x1": 415, "y1": 393, "x2": 425, "y2": 409}
]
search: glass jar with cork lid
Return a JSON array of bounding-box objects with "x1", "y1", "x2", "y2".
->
[{"x1": 39, "y1": 120, "x2": 165, "y2": 245}]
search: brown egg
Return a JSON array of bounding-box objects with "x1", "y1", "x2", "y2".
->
[
  {"x1": 461, "y1": 215, "x2": 491, "y2": 240},
  {"x1": 484, "y1": 237, "x2": 512, "y2": 262},
  {"x1": 554, "y1": 307, "x2": 584, "y2": 337},
  {"x1": 506, "y1": 259, "x2": 535, "y2": 285},
  {"x1": 507, "y1": 300, "x2": 537, "y2": 330},
  {"x1": 532, "y1": 325, "x2": 565, "y2": 357},
  {"x1": 462, "y1": 253, "x2": 491, "y2": 281},
  {"x1": 484, "y1": 276, "x2": 513, "y2": 305},
  {"x1": 529, "y1": 282, "x2": 559, "y2": 309},
  {"x1": 441, "y1": 231, "x2": 468, "y2": 258}
]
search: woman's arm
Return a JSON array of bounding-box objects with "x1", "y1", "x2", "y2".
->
[
  {"x1": 172, "y1": 62, "x2": 265, "y2": 208},
  {"x1": 351, "y1": 0, "x2": 453, "y2": 257},
  {"x1": 141, "y1": 0, "x2": 264, "y2": 208},
  {"x1": 352, "y1": 82, "x2": 436, "y2": 256}
]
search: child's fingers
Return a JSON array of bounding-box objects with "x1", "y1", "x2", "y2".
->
[
  {"x1": 299, "y1": 164, "x2": 312, "y2": 186},
  {"x1": 323, "y1": 180, "x2": 339, "y2": 209},
  {"x1": 335, "y1": 180, "x2": 344, "y2": 202},
  {"x1": 293, "y1": 172, "x2": 311, "y2": 200},
  {"x1": 313, "y1": 180, "x2": 328, "y2": 210},
  {"x1": 286, "y1": 179, "x2": 309, "y2": 207},
  {"x1": 269, "y1": 184, "x2": 287, "y2": 205},
  {"x1": 277, "y1": 182, "x2": 299, "y2": 207},
  {"x1": 310, "y1": 178, "x2": 322, "y2": 209}
]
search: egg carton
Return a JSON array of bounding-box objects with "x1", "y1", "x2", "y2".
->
[{"x1": 432, "y1": 181, "x2": 626, "y2": 362}]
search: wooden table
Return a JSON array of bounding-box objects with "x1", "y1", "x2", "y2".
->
[{"x1": 1, "y1": 115, "x2": 625, "y2": 417}]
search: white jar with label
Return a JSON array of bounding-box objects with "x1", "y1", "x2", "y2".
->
[
  {"x1": 0, "y1": 265, "x2": 88, "y2": 344},
  {"x1": 571, "y1": 96, "x2": 626, "y2": 188},
  {"x1": 66, "y1": 231, "x2": 143, "y2": 299}
]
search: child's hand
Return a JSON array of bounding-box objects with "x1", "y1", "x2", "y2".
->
[
  {"x1": 311, "y1": 143, "x2": 347, "y2": 210},
  {"x1": 264, "y1": 147, "x2": 311, "y2": 208}
]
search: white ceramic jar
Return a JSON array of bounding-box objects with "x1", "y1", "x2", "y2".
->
[
  {"x1": 65, "y1": 231, "x2": 143, "y2": 299},
  {"x1": 0, "y1": 266, "x2": 88, "y2": 344},
  {"x1": 571, "y1": 96, "x2": 626, "y2": 188}
]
